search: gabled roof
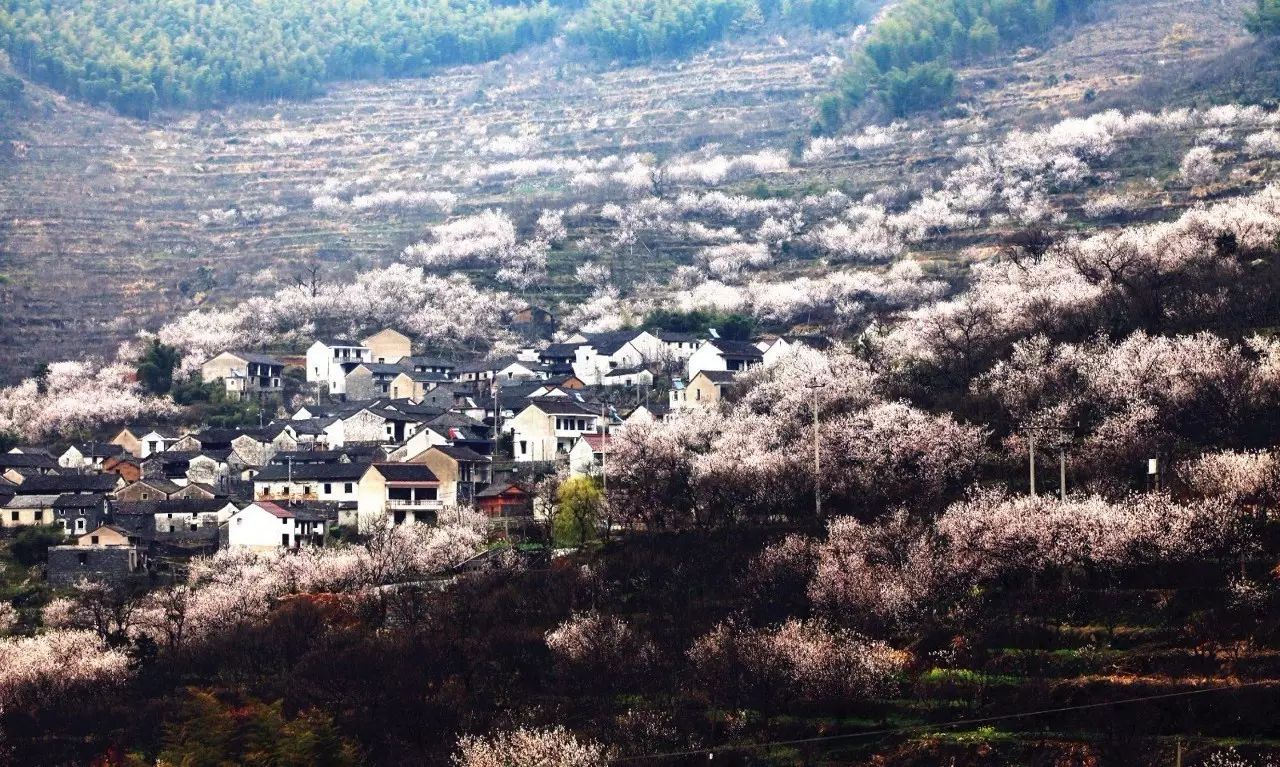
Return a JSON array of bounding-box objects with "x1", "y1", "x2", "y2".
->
[
  {"x1": 522, "y1": 400, "x2": 600, "y2": 417},
  {"x1": 581, "y1": 331, "x2": 640, "y2": 356},
  {"x1": 213, "y1": 351, "x2": 284, "y2": 366},
  {"x1": 129, "y1": 477, "x2": 182, "y2": 496},
  {"x1": 402, "y1": 355, "x2": 457, "y2": 368},
  {"x1": 477, "y1": 481, "x2": 526, "y2": 498},
  {"x1": 694, "y1": 370, "x2": 738, "y2": 384},
  {"x1": 540, "y1": 343, "x2": 580, "y2": 359},
  {"x1": 68, "y1": 443, "x2": 128, "y2": 459},
  {"x1": 657, "y1": 330, "x2": 701, "y2": 343},
  {"x1": 114, "y1": 499, "x2": 239, "y2": 516},
  {"x1": 370, "y1": 463, "x2": 439, "y2": 483},
  {"x1": 580, "y1": 433, "x2": 612, "y2": 451},
  {"x1": 708, "y1": 339, "x2": 765, "y2": 359},
  {"x1": 0, "y1": 453, "x2": 59, "y2": 469},
  {"x1": 253, "y1": 501, "x2": 293, "y2": 519},
  {"x1": 315, "y1": 338, "x2": 367, "y2": 348},
  {"x1": 15, "y1": 475, "x2": 118, "y2": 494},
  {"x1": 54, "y1": 493, "x2": 105, "y2": 509},
  {"x1": 427, "y1": 445, "x2": 490, "y2": 462},
  {"x1": 253, "y1": 462, "x2": 370, "y2": 482},
  {"x1": 350, "y1": 362, "x2": 409, "y2": 376}
]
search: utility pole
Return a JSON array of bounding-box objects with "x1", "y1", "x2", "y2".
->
[
  {"x1": 1028, "y1": 429, "x2": 1037, "y2": 497},
  {"x1": 805, "y1": 378, "x2": 823, "y2": 519}
]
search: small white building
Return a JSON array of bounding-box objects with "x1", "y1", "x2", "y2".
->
[
  {"x1": 306, "y1": 339, "x2": 372, "y2": 396},
  {"x1": 226, "y1": 501, "x2": 327, "y2": 551},
  {"x1": 686, "y1": 339, "x2": 764, "y2": 378}
]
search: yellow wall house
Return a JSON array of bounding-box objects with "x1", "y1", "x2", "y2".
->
[
  {"x1": 356, "y1": 463, "x2": 443, "y2": 532},
  {"x1": 361, "y1": 328, "x2": 412, "y2": 364}
]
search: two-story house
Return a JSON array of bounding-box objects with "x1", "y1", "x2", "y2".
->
[
  {"x1": 407, "y1": 445, "x2": 493, "y2": 506},
  {"x1": 226, "y1": 501, "x2": 329, "y2": 550},
  {"x1": 200, "y1": 351, "x2": 286, "y2": 402},
  {"x1": 508, "y1": 401, "x2": 605, "y2": 462},
  {"x1": 306, "y1": 339, "x2": 372, "y2": 397},
  {"x1": 686, "y1": 339, "x2": 764, "y2": 378},
  {"x1": 356, "y1": 463, "x2": 443, "y2": 531}
]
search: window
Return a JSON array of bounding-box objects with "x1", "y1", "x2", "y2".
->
[
  {"x1": 282, "y1": 533, "x2": 290, "y2": 546},
  {"x1": 324, "y1": 483, "x2": 332, "y2": 494},
  {"x1": 91, "y1": 535, "x2": 99, "y2": 544},
  {"x1": 282, "y1": 518, "x2": 288, "y2": 525},
  {"x1": 344, "y1": 483, "x2": 353, "y2": 493},
  {"x1": 33, "y1": 511, "x2": 42, "y2": 522},
  {"x1": 9, "y1": 511, "x2": 17, "y2": 522},
  {"x1": 141, "y1": 492, "x2": 149, "y2": 500}
]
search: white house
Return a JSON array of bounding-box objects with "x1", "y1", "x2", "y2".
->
[
  {"x1": 758, "y1": 335, "x2": 832, "y2": 367},
  {"x1": 226, "y1": 501, "x2": 328, "y2": 551},
  {"x1": 252, "y1": 462, "x2": 367, "y2": 505},
  {"x1": 568, "y1": 433, "x2": 612, "y2": 477},
  {"x1": 686, "y1": 339, "x2": 764, "y2": 378},
  {"x1": 569, "y1": 331, "x2": 661, "y2": 386},
  {"x1": 306, "y1": 339, "x2": 372, "y2": 396},
  {"x1": 508, "y1": 401, "x2": 604, "y2": 462}
]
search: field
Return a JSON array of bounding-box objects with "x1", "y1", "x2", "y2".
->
[{"x1": 0, "y1": 0, "x2": 1262, "y2": 381}]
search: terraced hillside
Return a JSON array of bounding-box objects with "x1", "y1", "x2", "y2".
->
[{"x1": 0, "y1": 0, "x2": 1258, "y2": 380}]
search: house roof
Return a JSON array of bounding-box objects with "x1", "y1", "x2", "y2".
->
[
  {"x1": 540, "y1": 343, "x2": 579, "y2": 359},
  {"x1": 476, "y1": 481, "x2": 526, "y2": 498},
  {"x1": 710, "y1": 339, "x2": 765, "y2": 359},
  {"x1": 216, "y1": 351, "x2": 285, "y2": 366},
  {"x1": 254, "y1": 501, "x2": 294, "y2": 519},
  {"x1": 0, "y1": 453, "x2": 59, "y2": 470},
  {"x1": 130, "y1": 477, "x2": 182, "y2": 496},
  {"x1": 54, "y1": 493, "x2": 105, "y2": 509},
  {"x1": 695, "y1": 370, "x2": 738, "y2": 384},
  {"x1": 523, "y1": 400, "x2": 600, "y2": 417},
  {"x1": 657, "y1": 330, "x2": 701, "y2": 343},
  {"x1": 352, "y1": 362, "x2": 409, "y2": 376},
  {"x1": 253, "y1": 462, "x2": 370, "y2": 482},
  {"x1": 582, "y1": 331, "x2": 639, "y2": 356},
  {"x1": 402, "y1": 355, "x2": 457, "y2": 368},
  {"x1": 114, "y1": 499, "x2": 238, "y2": 516},
  {"x1": 429, "y1": 445, "x2": 490, "y2": 462},
  {"x1": 370, "y1": 463, "x2": 439, "y2": 483},
  {"x1": 580, "y1": 433, "x2": 612, "y2": 451},
  {"x1": 15, "y1": 475, "x2": 118, "y2": 494},
  {"x1": 69, "y1": 443, "x2": 128, "y2": 458}
]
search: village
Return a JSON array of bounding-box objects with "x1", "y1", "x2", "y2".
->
[{"x1": 0, "y1": 319, "x2": 827, "y2": 585}]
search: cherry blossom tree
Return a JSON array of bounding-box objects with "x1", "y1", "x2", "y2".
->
[{"x1": 454, "y1": 726, "x2": 608, "y2": 767}]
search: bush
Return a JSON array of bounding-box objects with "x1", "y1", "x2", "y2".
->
[{"x1": 12, "y1": 526, "x2": 67, "y2": 567}]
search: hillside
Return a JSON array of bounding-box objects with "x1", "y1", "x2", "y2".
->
[{"x1": 0, "y1": 0, "x2": 1262, "y2": 381}]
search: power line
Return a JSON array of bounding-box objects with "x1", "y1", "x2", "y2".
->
[{"x1": 610, "y1": 680, "x2": 1276, "y2": 763}]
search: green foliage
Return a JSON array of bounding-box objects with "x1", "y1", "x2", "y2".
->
[
  {"x1": 1247, "y1": 0, "x2": 1280, "y2": 36},
  {"x1": 883, "y1": 60, "x2": 956, "y2": 115},
  {"x1": 554, "y1": 475, "x2": 603, "y2": 547},
  {"x1": 0, "y1": 73, "x2": 21, "y2": 102},
  {"x1": 567, "y1": 0, "x2": 757, "y2": 59},
  {"x1": 816, "y1": 92, "x2": 844, "y2": 134},
  {"x1": 11, "y1": 525, "x2": 66, "y2": 568},
  {"x1": 137, "y1": 339, "x2": 182, "y2": 396},
  {"x1": 159, "y1": 689, "x2": 360, "y2": 767},
  {"x1": 0, "y1": 0, "x2": 559, "y2": 116},
  {"x1": 0, "y1": 429, "x2": 17, "y2": 453},
  {"x1": 643, "y1": 308, "x2": 756, "y2": 339},
  {"x1": 832, "y1": 0, "x2": 1094, "y2": 115}
]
